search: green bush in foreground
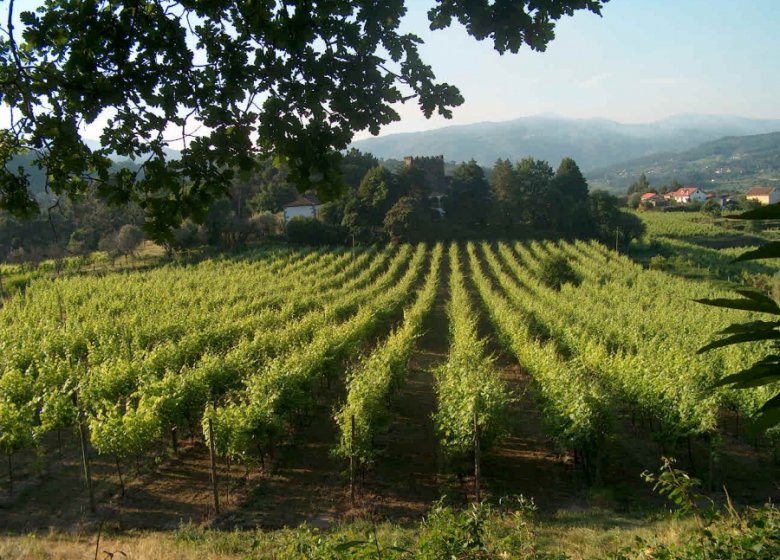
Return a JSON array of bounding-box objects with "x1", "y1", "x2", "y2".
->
[
  {"x1": 610, "y1": 505, "x2": 779, "y2": 560},
  {"x1": 166, "y1": 497, "x2": 778, "y2": 559}
]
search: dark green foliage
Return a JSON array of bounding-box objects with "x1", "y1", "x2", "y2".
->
[
  {"x1": 0, "y1": 187, "x2": 144, "y2": 261},
  {"x1": 517, "y1": 157, "x2": 557, "y2": 230},
  {"x1": 489, "y1": 159, "x2": 517, "y2": 232},
  {"x1": 341, "y1": 149, "x2": 380, "y2": 192},
  {"x1": 553, "y1": 157, "x2": 589, "y2": 202},
  {"x1": 538, "y1": 255, "x2": 580, "y2": 291},
  {"x1": 447, "y1": 160, "x2": 491, "y2": 233},
  {"x1": 115, "y1": 224, "x2": 144, "y2": 256},
  {"x1": 0, "y1": 1, "x2": 606, "y2": 238},
  {"x1": 701, "y1": 199, "x2": 722, "y2": 217},
  {"x1": 627, "y1": 172, "x2": 652, "y2": 195},
  {"x1": 247, "y1": 161, "x2": 298, "y2": 214},
  {"x1": 286, "y1": 217, "x2": 347, "y2": 246},
  {"x1": 488, "y1": 157, "x2": 558, "y2": 234},
  {"x1": 317, "y1": 200, "x2": 347, "y2": 227},
  {"x1": 588, "y1": 191, "x2": 645, "y2": 248},
  {"x1": 627, "y1": 192, "x2": 642, "y2": 209},
  {"x1": 698, "y1": 205, "x2": 780, "y2": 429},
  {"x1": 553, "y1": 157, "x2": 593, "y2": 236},
  {"x1": 172, "y1": 220, "x2": 203, "y2": 250},
  {"x1": 67, "y1": 227, "x2": 99, "y2": 254},
  {"x1": 616, "y1": 210, "x2": 646, "y2": 247},
  {"x1": 383, "y1": 196, "x2": 431, "y2": 243}
]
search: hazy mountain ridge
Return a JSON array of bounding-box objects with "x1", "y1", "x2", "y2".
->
[
  {"x1": 351, "y1": 114, "x2": 780, "y2": 172},
  {"x1": 587, "y1": 131, "x2": 780, "y2": 193}
]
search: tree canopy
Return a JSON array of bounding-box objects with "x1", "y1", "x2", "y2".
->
[{"x1": 0, "y1": 0, "x2": 608, "y2": 239}]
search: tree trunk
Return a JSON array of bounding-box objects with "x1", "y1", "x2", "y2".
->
[{"x1": 171, "y1": 427, "x2": 178, "y2": 454}]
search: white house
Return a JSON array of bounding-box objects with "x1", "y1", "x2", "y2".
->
[
  {"x1": 664, "y1": 186, "x2": 707, "y2": 204},
  {"x1": 745, "y1": 186, "x2": 780, "y2": 205},
  {"x1": 283, "y1": 194, "x2": 321, "y2": 223}
]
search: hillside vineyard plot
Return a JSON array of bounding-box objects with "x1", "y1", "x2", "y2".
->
[{"x1": 0, "y1": 242, "x2": 775, "y2": 513}]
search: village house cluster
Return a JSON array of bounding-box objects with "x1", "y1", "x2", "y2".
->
[{"x1": 639, "y1": 185, "x2": 780, "y2": 209}]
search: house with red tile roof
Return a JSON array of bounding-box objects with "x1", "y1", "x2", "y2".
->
[
  {"x1": 639, "y1": 192, "x2": 664, "y2": 207},
  {"x1": 664, "y1": 186, "x2": 707, "y2": 204}
]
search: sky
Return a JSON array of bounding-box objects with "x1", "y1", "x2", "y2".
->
[
  {"x1": 3, "y1": 0, "x2": 779, "y2": 145},
  {"x1": 354, "y1": 0, "x2": 780, "y2": 138}
]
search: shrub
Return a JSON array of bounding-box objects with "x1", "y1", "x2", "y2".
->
[
  {"x1": 649, "y1": 255, "x2": 667, "y2": 270},
  {"x1": 286, "y1": 217, "x2": 347, "y2": 245},
  {"x1": 538, "y1": 255, "x2": 580, "y2": 291}
]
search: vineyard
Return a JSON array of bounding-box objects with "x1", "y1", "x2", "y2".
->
[{"x1": 0, "y1": 240, "x2": 777, "y2": 534}]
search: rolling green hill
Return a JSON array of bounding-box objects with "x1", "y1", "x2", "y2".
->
[
  {"x1": 351, "y1": 114, "x2": 780, "y2": 172},
  {"x1": 587, "y1": 131, "x2": 780, "y2": 193}
]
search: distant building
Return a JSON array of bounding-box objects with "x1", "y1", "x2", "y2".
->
[
  {"x1": 745, "y1": 186, "x2": 780, "y2": 205},
  {"x1": 640, "y1": 192, "x2": 664, "y2": 207},
  {"x1": 403, "y1": 155, "x2": 447, "y2": 193},
  {"x1": 664, "y1": 186, "x2": 707, "y2": 204},
  {"x1": 283, "y1": 194, "x2": 321, "y2": 223},
  {"x1": 404, "y1": 155, "x2": 448, "y2": 218},
  {"x1": 705, "y1": 192, "x2": 729, "y2": 208}
]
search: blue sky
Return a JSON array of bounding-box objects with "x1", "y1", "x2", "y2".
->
[
  {"x1": 357, "y1": 0, "x2": 780, "y2": 138},
  {"x1": 4, "y1": 1, "x2": 778, "y2": 143}
]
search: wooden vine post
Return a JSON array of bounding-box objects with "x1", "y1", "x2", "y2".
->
[
  {"x1": 349, "y1": 414, "x2": 356, "y2": 508},
  {"x1": 114, "y1": 456, "x2": 125, "y2": 497},
  {"x1": 72, "y1": 392, "x2": 96, "y2": 514},
  {"x1": 474, "y1": 408, "x2": 481, "y2": 503},
  {"x1": 207, "y1": 416, "x2": 220, "y2": 516},
  {"x1": 7, "y1": 453, "x2": 12, "y2": 499}
]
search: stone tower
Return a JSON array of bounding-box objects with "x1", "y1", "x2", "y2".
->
[{"x1": 403, "y1": 155, "x2": 446, "y2": 194}]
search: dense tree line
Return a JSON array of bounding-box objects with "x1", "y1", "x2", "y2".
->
[
  {"x1": 0, "y1": 192, "x2": 145, "y2": 263},
  {"x1": 0, "y1": 148, "x2": 643, "y2": 261},
  {"x1": 291, "y1": 153, "x2": 643, "y2": 248}
]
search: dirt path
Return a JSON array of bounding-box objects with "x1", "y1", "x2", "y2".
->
[
  {"x1": 227, "y1": 390, "x2": 350, "y2": 529},
  {"x1": 463, "y1": 246, "x2": 586, "y2": 511},
  {"x1": 357, "y1": 254, "x2": 455, "y2": 518},
  {"x1": 0, "y1": 432, "x2": 125, "y2": 532}
]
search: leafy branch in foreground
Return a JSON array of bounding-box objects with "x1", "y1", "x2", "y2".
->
[
  {"x1": 697, "y1": 203, "x2": 780, "y2": 431},
  {"x1": 0, "y1": 1, "x2": 608, "y2": 239}
]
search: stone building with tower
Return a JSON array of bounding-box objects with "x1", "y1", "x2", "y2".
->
[{"x1": 403, "y1": 155, "x2": 447, "y2": 217}]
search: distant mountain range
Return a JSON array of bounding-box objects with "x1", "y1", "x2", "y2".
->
[
  {"x1": 7, "y1": 114, "x2": 780, "y2": 202},
  {"x1": 587, "y1": 131, "x2": 780, "y2": 193},
  {"x1": 351, "y1": 114, "x2": 780, "y2": 174}
]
